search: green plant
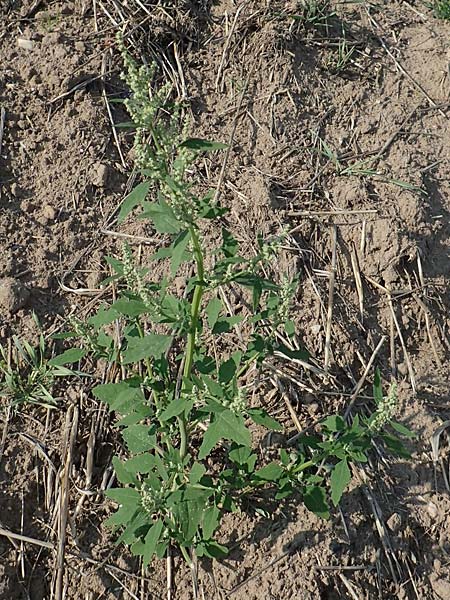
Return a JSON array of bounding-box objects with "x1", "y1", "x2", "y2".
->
[
  {"x1": 326, "y1": 38, "x2": 355, "y2": 74},
  {"x1": 432, "y1": 0, "x2": 450, "y2": 19},
  {"x1": 291, "y1": 0, "x2": 334, "y2": 28},
  {"x1": 56, "y1": 46, "x2": 413, "y2": 567},
  {"x1": 0, "y1": 315, "x2": 75, "y2": 409}
]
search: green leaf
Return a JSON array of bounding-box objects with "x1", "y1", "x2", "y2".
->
[
  {"x1": 122, "y1": 424, "x2": 156, "y2": 453},
  {"x1": 196, "y1": 540, "x2": 228, "y2": 559},
  {"x1": 218, "y1": 358, "x2": 236, "y2": 384},
  {"x1": 248, "y1": 408, "x2": 283, "y2": 431},
  {"x1": 221, "y1": 228, "x2": 238, "y2": 257},
  {"x1": 198, "y1": 410, "x2": 251, "y2": 459},
  {"x1": 189, "y1": 462, "x2": 206, "y2": 484},
  {"x1": 170, "y1": 230, "x2": 191, "y2": 277},
  {"x1": 88, "y1": 306, "x2": 120, "y2": 328},
  {"x1": 206, "y1": 297, "x2": 222, "y2": 329},
  {"x1": 118, "y1": 181, "x2": 151, "y2": 223},
  {"x1": 122, "y1": 334, "x2": 172, "y2": 364},
  {"x1": 380, "y1": 433, "x2": 411, "y2": 458},
  {"x1": 49, "y1": 348, "x2": 87, "y2": 366},
  {"x1": 125, "y1": 453, "x2": 155, "y2": 474},
  {"x1": 212, "y1": 315, "x2": 243, "y2": 334},
  {"x1": 159, "y1": 397, "x2": 193, "y2": 421},
  {"x1": 169, "y1": 488, "x2": 209, "y2": 541},
  {"x1": 111, "y1": 298, "x2": 148, "y2": 317},
  {"x1": 275, "y1": 343, "x2": 309, "y2": 361},
  {"x1": 105, "y1": 487, "x2": 141, "y2": 505},
  {"x1": 140, "y1": 199, "x2": 181, "y2": 234},
  {"x1": 202, "y1": 505, "x2": 220, "y2": 539},
  {"x1": 92, "y1": 381, "x2": 144, "y2": 414},
  {"x1": 179, "y1": 138, "x2": 227, "y2": 151},
  {"x1": 330, "y1": 459, "x2": 351, "y2": 507},
  {"x1": 112, "y1": 456, "x2": 139, "y2": 485},
  {"x1": 389, "y1": 421, "x2": 416, "y2": 438},
  {"x1": 303, "y1": 486, "x2": 329, "y2": 519},
  {"x1": 254, "y1": 462, "x2": 283, "y2": 482},
  {"x1": 373, "y1": 368, "x2": 383, "y2": 404},
  {"x1": 143, "y1": 519, "x2": 164, "y2": 567},
  {"x1": 321, "y1": 415, "x2": 346, "y2": 433},
  {"x1": 285, "y1": 319, "x2": 296, "y2": 337},
  {"x1": 105, "y1": 503, "x2": 138, "y2": 529}
]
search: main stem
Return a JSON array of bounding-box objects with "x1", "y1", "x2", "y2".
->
[{"x1": 178, "y1": 225, "x2": 204, "y2": 459}]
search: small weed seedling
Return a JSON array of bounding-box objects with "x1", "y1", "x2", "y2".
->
[
  {"x1": 0, "y1": 315, "x2": 75, "y2": 410},
  {"x1": 56, "y1": 44, "x2": 414, "y2": 567},
  {"x1": 432, "y1": 0, "x2": 450, "y2": 19},
  {"x1": 326, "y1": 38, "x2": 355, "y2": 75}
]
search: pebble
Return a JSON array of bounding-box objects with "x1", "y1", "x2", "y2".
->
[
  {"x1": 42, "y1": 204, "x2": 56, "y2": 221},
  {"x1": 0, "y1": 277, "x2": 30, "y2": 313},
  {"x1": 386, "y1": 512, "x2": 402, "y2": 533},
  {"x1": 90, "y1": 162, "x2": 109, "y2": 187},
  {"x1": 431, "y1": 575, "x2": 450, "y2": 600}
]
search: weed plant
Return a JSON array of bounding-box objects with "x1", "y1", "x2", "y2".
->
[
  {"x1": 0, "y1": 314, "x2": 75, "y2": 409},
  {"x1": 53, "y1": 44, "x2": 414, "y2": 567},
  {"x1": 433, "y1": 0, "x2": 450, "y2": 19}
]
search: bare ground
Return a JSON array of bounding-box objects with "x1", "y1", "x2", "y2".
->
[{"x1": 0, "y1": 1, "x2": 449, "y2": 598}]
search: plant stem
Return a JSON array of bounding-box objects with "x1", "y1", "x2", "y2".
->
[
  {"x1": 179, "y1": 544, "x2": 193, "y2": 567},
  {"x1": 178, "y1": 226, "x2": 204, "y2": 459}
]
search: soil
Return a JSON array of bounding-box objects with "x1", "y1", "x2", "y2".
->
[{"x1": 0, "y1": 0, "x2": 449, "y2": 599}]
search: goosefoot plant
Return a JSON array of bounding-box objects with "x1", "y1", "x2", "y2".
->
[{"x1": 56, "y1": 46, "x2": 413, "y2": 567}]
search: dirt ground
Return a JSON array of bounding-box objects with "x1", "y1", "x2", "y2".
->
[{"x1": 0, "y1": 0, "x2": 449, "y2": 598}]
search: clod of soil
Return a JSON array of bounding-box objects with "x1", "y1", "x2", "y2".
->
[{"x1": 0, "y1": 277, "x2": 29, "y2": 313}]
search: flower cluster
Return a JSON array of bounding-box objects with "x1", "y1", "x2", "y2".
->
[
  {"x1": 368, "y1": 382, "x2": 398, "y2": 433},
  {"x1": 118, "y1": 34, "x2": 196, "y2": 226}
]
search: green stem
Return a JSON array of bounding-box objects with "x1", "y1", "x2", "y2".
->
[
  {"x1": 179, "y1": 544, "x2": 193, "y2": 567},
  {"x1": 178, "y1": 226, "x2": 204, "y2": 459}
]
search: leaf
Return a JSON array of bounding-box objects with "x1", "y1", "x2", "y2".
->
[
  {"x1": 118, "y1": 181, "x2": 151, "y2": 223},
  {"x1": 105, "y1": 503, "x2": 138, "y2": 529},
  {"x1": 92, "y1": 381, "x2": 144, "y2": 414},
  {"x1": 212, "y1": 315, "x2": 243, "y2": 334},
  {"x1": 202, "y1": 505, "x2": 220, "y2": 539},
  {"x1": 49, "y1": 348, "x2": 87, "y2": 366},
  {"x1": 170, "y1": 488, "x2": 209, "y2": 541},
  {"x1": 159, "y1": 398, "x2": 193, "y2": 421},
  {"x1": 196, "y1": 540, "x2": 228, "y2": 559},
  {"x1": 206, "y1": 297, "x2": 222, "y2": 329},
  {"x1": 275, "y1": 343, "x2": 309, "y2": 361},
  {"x1": 122, "y1": 424, "x2": 156, "y2": 453},
  {"x1": 140, "y1": 199, "x2": 181, "y2": 233},
  {"x1": 284, "y1": 319, "x2": 296, "y2": 337},
  {"x1": 303, "y1": 486, "x2": 329, "y2": 519},
  {"x1": 125, "y1": 453, "x2": 155, "y2": 474},
  {"x1": 112, "y1": 456, "x2": 139, "y2": 485},
  {"x1": 111, "y1": 298, "x2": 148, "y2": 317},
  {"x1": 189, "y1": 462, "x2": 206, "y2": 484},
  {"x1": 253, "y1": 462, "x2": 284, "y2": 482},
  {"x1": 198, "y1": 410, "x2": 251, "y2": 459},
  {"x1": 228, "y1": 444, "x2": 253, "y2": 466},
  {"x1": 380, "y1": 433, "x2": 411, "y2": 458},
  {"x1": 122, "y1": 334, "x2": 172, "y2": 364},
  {"x1": 180, "y1": 138, "x2": 227, "y2": 151},
  {"x1": 221, "y1": 228, "x2": 238, "y2": 257},
  {"x1": 88, "y1": 306, "x2": 119, "y2": 328},
  {"x1": 321, "y1": 415, "x2": 346, "y2": 433},
  {"x1": 390, "y1": 421, "x2": 416, "y2": 438},
  {"x1": 373, "y1": 367, "x2": 383, "y2": 404},
  {"x1": 330, "y1": 459, "x2": 351, "y2": 507},
  {"x1": 218, "y1": 358, "x2": 237, "y2": 384},
  {"x1": 143, "y1": 519, "x2": 164, "y2": 567},
  {"x1": 248, "y1": 408, "x2": 283, "y2": 431},
  {"x1": 170, "y1": 230, "x2": 191, "y2": 276},
  {"x1": 105, "y1": 487, "x2": 141, "y2": 505}
]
